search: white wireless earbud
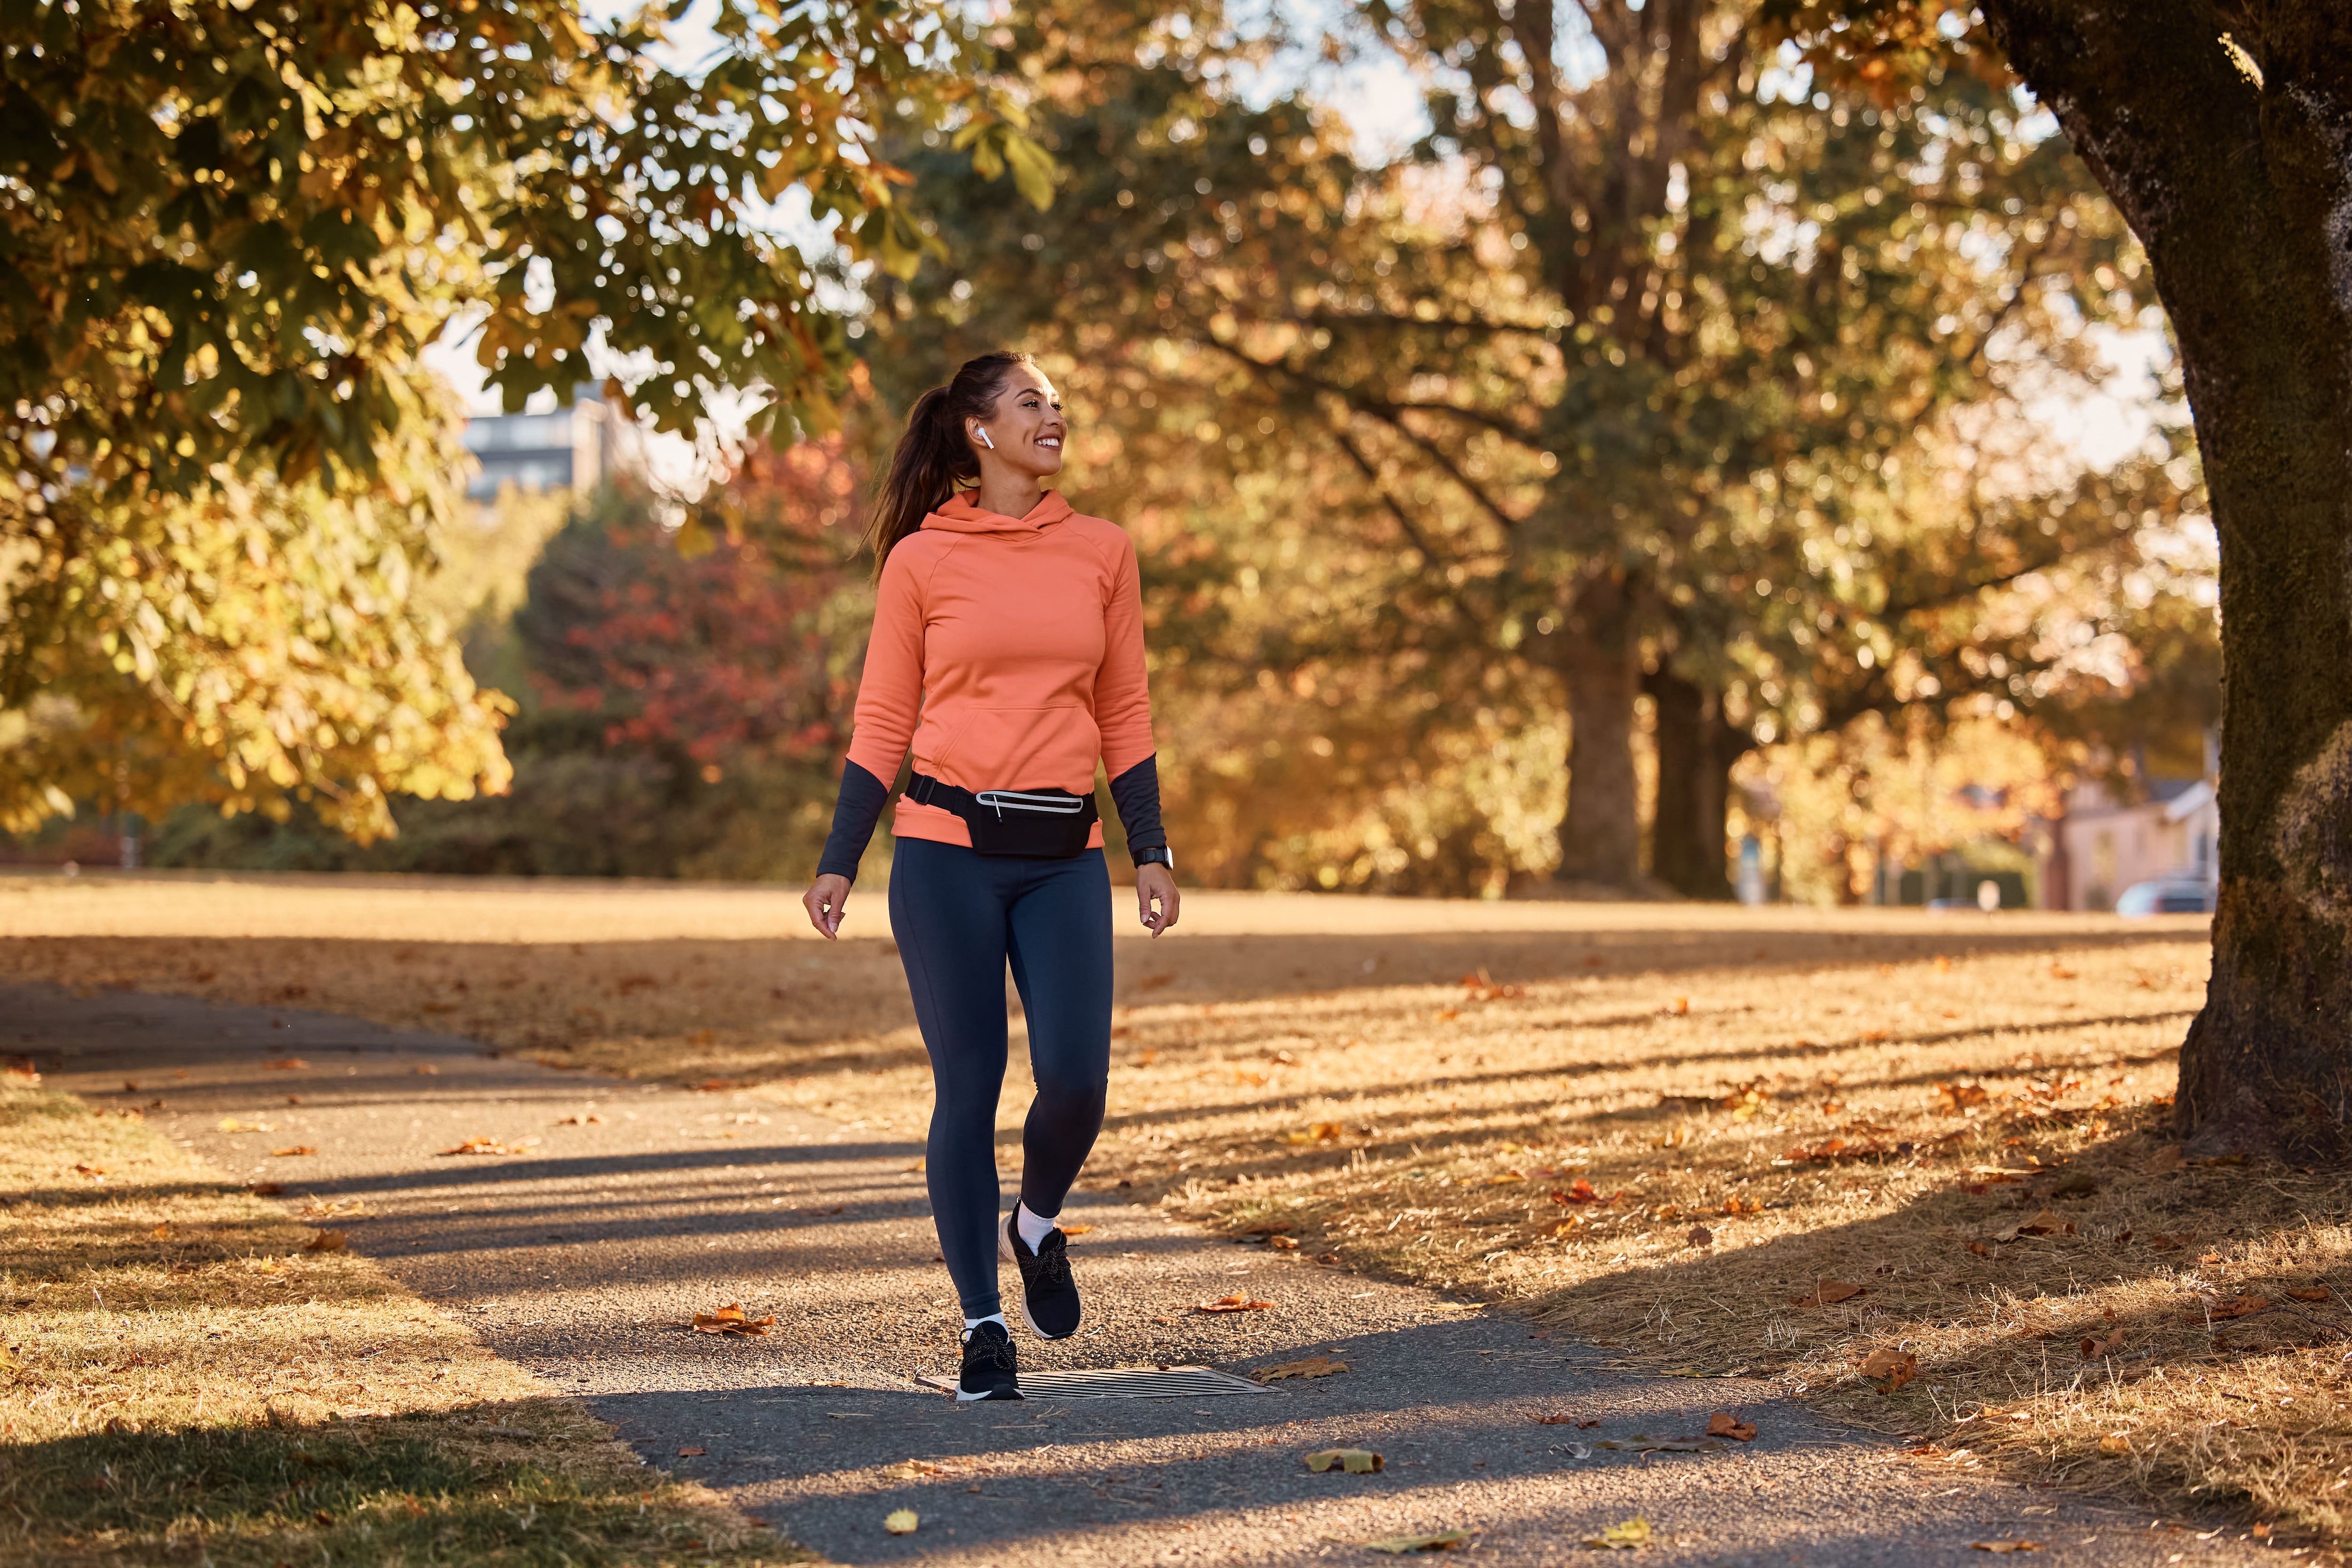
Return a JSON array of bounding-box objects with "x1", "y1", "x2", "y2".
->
[{"x1": 977, "y1": 427, "x2": 995, "y2": 450}]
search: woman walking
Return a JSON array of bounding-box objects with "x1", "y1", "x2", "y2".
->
[{"x1": 802, "y1": 351, "x2": 1179, "y2": 1401}]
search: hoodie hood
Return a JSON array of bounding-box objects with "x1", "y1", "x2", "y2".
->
[{"x1": 922, "y1": 490, "x2": 1074, "y2": 535}]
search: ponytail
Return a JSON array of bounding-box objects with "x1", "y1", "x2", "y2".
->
[{"x1": 867, "y1": 350, "x2": 1038, "y2": 575}]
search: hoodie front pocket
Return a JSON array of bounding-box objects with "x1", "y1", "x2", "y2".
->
[{"x1": 930, "y1": 704, "x2": 1102, "y2": 794}]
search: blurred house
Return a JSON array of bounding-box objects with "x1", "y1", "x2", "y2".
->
[
  {"x1": 2038, "y1": 772, "x2": 2217, "y2": 911},
  {"x1": 461, "y1": 393, "x2": 612, "y2": 500}
]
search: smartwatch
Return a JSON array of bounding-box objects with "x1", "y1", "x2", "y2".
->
[{"x1": 1134, "y1": 845, "x2": 1176, "y2": 873}]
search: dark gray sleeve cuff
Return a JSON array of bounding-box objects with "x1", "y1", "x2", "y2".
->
[
  {"x1": 1107, "y1": 755, "x2": 1168, "y2": 860},
  {"x1": 815, "y1": 760, "x2": 891, "y2": 882}
]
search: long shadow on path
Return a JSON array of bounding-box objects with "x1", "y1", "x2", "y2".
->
[{"x1": 12, "y1": 980, "x2": 2258, "y2": 1567}]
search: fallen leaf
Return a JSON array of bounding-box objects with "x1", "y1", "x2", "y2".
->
[
  {"x1": 883, "y1": 1460, "x2": 950, "y2": 1480},
  {"x1": 413, "y1": 1064, "x2": 439, "y2": 1075},
  {"x1": 1360, "y1": 1531, "x2": 1469, "y2": 1555},
  {"x1": 150, "y1": 1223, "x2": 173, "y2": 1240},
  {"x1": 1792, "y1": 1280, "x2": 1865, "y2": 1308},
  {"x1": 1933, "y1": 1082, "x2": 1991, "y2": 1114},
  {"x1": 2143, "y1": 1145, "x2": 2185, "y2": 1174},
  {"x1": 302, "y1": 1230, "x2": 347, "y2": 1254},
  {"x1": 2201, "y1": 1295, "x2": 2269, "y2": 1321},
  {"x1": 1705, "y1": 1412, "x2": 1756, "y2": 1441},
  {"x1": 2081, "y1": 1332, "x2": 2128, "y2": 1359},
  {"x1": 1284, "y1": 1122, "x2": 1347, "y2": 1144},
  {"x1": 1196, "y1": 1295, "x2": 1274, "y2": 1313},
  {"x1": 553, "y1": 1114, "x2": 605, "y2": 1126},
  {"x1": 270, "y1": 1145, "x2": 316, "y2": 1158},
  {"x1": 1583, "y1": 1516, "x2": 1653, "y2": 1550},
  {"x1": 884, "y1": 1509, "x2": 919, "y2": 1535},
  {"x1": 1269, "y1": 1234, "x2": 1301, "y2": 1251},
  {"x1": 2286, "y1": 1287, "x2": 2331, "y2": 1303},
  {"x1": 1060, "y1": 1223, "x2": 1095, "y2": 1236},
  {"x1": 677, "y1": 1446, "x2": 706, "y2": 1457},
  {"x1": 1304, "y1": 1447, "x2": 1383, "y2": 1473},
  {"x1": 436, "y1": 1137, "x2": 541, "y2": 1157},
  {"x1": 2098, "y1": 1434, "x2": 2131, "y2": 1453},
  {"x1": 263, "y1": 1059, "x2": 309, "y2": 1070},
  {"x1": 2147, "y1": 1233, "x2": 2191, "y2": 1251},
  {"x1": 1967, "y1": 1241, "x2": 1993, "y2": 1258},
  {"x1": 1686, "y1": 1225, "x2": 1715, "y2": 1248},
  {"x1": 692, "y1": 1303, "x2": 777, "y2": 1336},
  {"x1": 248, "y1": 1181, "x2": 285, "y2": 1196},
  {"x1": 1552, "y1": 1179, "x2": 1605, "y2": 1205},
  {"x1": 1256, "y1": 1356, "x2": 1348, "y2": 1383},
  {"x1": 216, "y1": 1119, "x2": 275, "y2": 1134},
  {"x1": 1970, "y1": 1544, "x2": 2043, "y2": 1554},
  {"x1": 1859, "y1": 1348, "x2": 1917, "y2": 1393},
  {"x1": 1992, "y1": 1210, "x2": 2069, "y2": 1243}
]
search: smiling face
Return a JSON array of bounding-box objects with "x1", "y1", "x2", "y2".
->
[{"x1": 967, "y1": 364, "x2": 1065, "y2": 479}]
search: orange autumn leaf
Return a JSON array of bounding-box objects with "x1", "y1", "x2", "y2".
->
[
  {"x1": 302, "y1": 1229, "x2": 347, "y2": 1253},
  {"x1": 1793, "y1": 1279, "x2": 1865, "y2": 1308},
  {"x1": 1706, "y1": 1411, "x2": 1757, "y2": 1441},
  {"x1": 2286, "y1": 1287, "x2": 2332, "y2": 1303},
  {"x1": 1860, "y1": 1347, "x2": 1917, "y2": 1393},
  {"x1": 2200, "y1": 1295, "x2": 2270, "y2": 1321},
  {"x1": 270, "y1": 1145, "x2": 316, "y2": 1157},
  {"x1": 263, "y1": 1058, "x2": 310, "y2": 1070},
  {"x1": 1196, "y1": 1294, "x2": 1274, "y2": 1313},
  {"x1": 1255, "y1": 1355, "x2": 1348, "y2": 1382},
  {"x1": 691, "y1": 1303, "x2": 776, "y2": 1336}
]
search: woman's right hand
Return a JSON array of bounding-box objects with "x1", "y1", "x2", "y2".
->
[{"x1": 803, "y1": 874, "x2": 853, "y2": 939}]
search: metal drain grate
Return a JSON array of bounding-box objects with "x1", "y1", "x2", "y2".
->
[{"x1": 915, "y1": 1365, "x2": 1274, "y2": 1400}]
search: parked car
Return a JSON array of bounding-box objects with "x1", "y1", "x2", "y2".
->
[{"x1": 2114, "y1": 877, "x2": 2217, "y2": 915}]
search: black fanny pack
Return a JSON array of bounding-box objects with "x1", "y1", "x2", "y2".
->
[{"x1": 906, "y1": 772, "x2": 1098, "y2": 858}]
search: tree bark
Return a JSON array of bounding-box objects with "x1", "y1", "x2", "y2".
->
[
  {"x1": 1649, "y1": 667, "x2": 1738, "y2": 900},
  {"x1": 1553, "y1": 570, "x2": 1645, "y2": 889},
  {"x1": 1980, "y1": 0, "x2": 2352, "y2": 1155}
]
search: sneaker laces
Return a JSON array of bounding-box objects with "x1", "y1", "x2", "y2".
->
[{"x1": 1032, "y1": 1234, "x2": 1073, "y2": 1290}]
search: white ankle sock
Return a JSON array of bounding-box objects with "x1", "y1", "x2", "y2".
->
[
  {"x1": 961, "y1": 1313, "x2": 1008, "y2": 1339},
  {"x1": 1015, "y1": 1202, "x2": 1058, "y2": 1250}
]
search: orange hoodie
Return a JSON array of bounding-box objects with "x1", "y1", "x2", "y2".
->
[{"x1": 844, "y1": 491, "x2": 1155, "y2": 851}]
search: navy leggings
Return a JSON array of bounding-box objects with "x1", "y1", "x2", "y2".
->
[{"x1": 888, "y1": 838, "x2": 1113, "y2": 1318}]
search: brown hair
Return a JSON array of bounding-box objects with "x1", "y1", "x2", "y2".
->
[{"x1": 867, "y1": 351, "x2": 1038, "y2": 574}]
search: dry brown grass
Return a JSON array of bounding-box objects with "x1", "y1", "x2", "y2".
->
[
  {"x1": 5, "y1": 873, "x2": 2344, "y2": 1545},
  {"x1": 0, "y1": 1069, "x2": 807, "y2": 1567}
]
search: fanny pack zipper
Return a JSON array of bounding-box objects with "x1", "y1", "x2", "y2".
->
[{"x1": 974, "y1": 789, "x2": 1086, "y2": 816}]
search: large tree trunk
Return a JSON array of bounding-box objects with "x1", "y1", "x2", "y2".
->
[
  {"x1": 1981, "y1": 1, "x2": 2352, "y2": 1156},
  {"x1": 1648, "y1": 668, "x2": 1741, "y2": 900},
  {"x1": 1553, "y1": 570, "x2": 1644, "y2": 889}
]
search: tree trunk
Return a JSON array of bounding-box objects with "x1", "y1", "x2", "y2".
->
[
  {"x1": 1553, "y1": 570, "x2": 1644, "y2": 889},
  {"x1": 1649, "y1": 667, "x2": 1737, "y2": 900},
  {"x1": 1981, "y1": 0, "x2": 2352, "y2": 1156}
]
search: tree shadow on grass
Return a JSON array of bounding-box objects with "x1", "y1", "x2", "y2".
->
[
  {"x1": 0, "y1": 1399, "x2": 803, "y2": 1568},
  {"x1": 1514, "y1": 1114, "x2": 2352, "y2": 1530}
]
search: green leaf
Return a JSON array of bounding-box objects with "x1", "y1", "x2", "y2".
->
[{"x1": 1003, "y1": 133, "x2": 1057, "y2": 211}]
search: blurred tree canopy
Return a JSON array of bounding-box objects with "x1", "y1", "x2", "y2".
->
[
  {"x1": 151, "y1": 438, "x2": 865, "y2": 877},
  {"x1": 0, "y1": 0, "x2": 1041, "y2": 837},
  {"x1": 861, "y1": 0, "x2": 2214, "y2": 897}
]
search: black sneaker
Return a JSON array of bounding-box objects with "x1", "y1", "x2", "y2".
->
[
  {"x1": 1004, "y1": 1213, "x2": 1081, "y2": 1339},
  {"x1": 957, "y1": 1320, "x2": 1022, "y2": 1402}
]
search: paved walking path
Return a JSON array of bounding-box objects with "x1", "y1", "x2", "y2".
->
[{"x1": 16, "y1": 983, "x2": 2260, "y2": 1566}]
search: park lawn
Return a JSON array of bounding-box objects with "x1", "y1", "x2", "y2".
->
[
  {"x1": 5, "y1": 876, "x2": 2346, "y2": 1544},
  {"x1": 0, "y1": 1069, "x2": 807, "y2": 1568}
]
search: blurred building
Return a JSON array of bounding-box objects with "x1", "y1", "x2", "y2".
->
[
  {"x1": 2038, "y1": 774, "x2": 2216, "y2": 912},
  {"x1": 461, "y1": 393, "x2": 612, "y2": 500}
]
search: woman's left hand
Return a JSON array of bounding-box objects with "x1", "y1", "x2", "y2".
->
[{"x1": 1136, "y1": 863, "x2": 1180, "y2": 938}]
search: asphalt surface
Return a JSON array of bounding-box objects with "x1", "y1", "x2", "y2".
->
[{"x1": 15, "y1": 981, "x2": 2267, "y2": 1566}]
